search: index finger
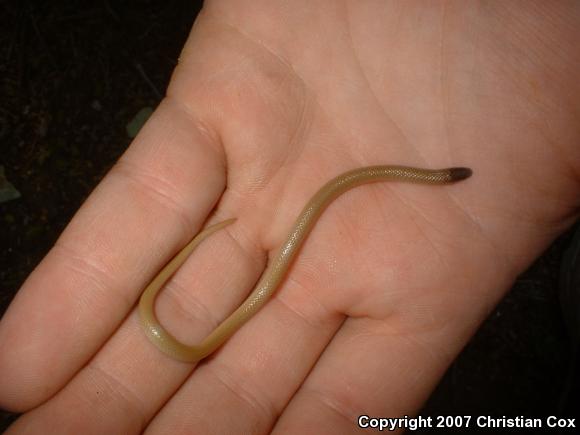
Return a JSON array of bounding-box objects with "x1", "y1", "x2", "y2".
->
[{"x1": 0, "y1": 97, "x2": 225, "y2": 411}]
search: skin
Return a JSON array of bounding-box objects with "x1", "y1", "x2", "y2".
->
[
  {"x1": 0, "y1": 2, "x2": 579, "y2": 434},
  {"x1": 140, "y1": 166, "x2": 472, "y2": 362}
]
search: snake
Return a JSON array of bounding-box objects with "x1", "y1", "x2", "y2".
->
[{"x1": 139, "y1": 165, "x2": 472, "y2": 362}]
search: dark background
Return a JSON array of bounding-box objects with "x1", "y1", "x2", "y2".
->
[{"x1": 0, "y1": 1, "x2": 575, "y2": 432}]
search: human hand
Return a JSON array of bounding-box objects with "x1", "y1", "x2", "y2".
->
[{"x1": 1, "y1": 2, "x2": 579, "y2": 433}]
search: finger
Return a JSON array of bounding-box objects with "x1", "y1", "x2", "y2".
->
[
  {"x1": 142, "y1": 269, "x2": 344, "y2": 434},
  {"x1": 273, "y1": 317, "x2": 446, "y2": 434},
  {"x1": 0, "y1": 97, "x2": 225, "y2": 411},
  {"x1": 4, "y1": 222, "x2": 260, "y2": 434},
  {"x1": 272, "y1": 268, "x2": 500, "y2": 433}
]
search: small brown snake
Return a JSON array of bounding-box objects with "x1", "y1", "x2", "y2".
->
[{"x1": 139, "y1": 165, "x2": 472, "y2": 362}]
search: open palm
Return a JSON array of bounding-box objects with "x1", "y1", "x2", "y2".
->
[{"x1": 1, "y1": 2, "x2": 579, "y2": 433}]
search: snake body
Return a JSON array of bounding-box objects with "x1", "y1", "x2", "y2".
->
[{"x1": 139, "y1": 165, "x2": 472, "y2": 362}]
